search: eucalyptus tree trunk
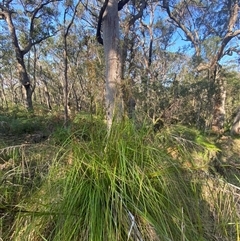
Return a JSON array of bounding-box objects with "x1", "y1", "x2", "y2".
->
[
  {"x1": 14, "y1": 47, "x2": 33, "y2": 110},
  {"x1": 63, "y1": 34, "x2": 69, "y2": 126},
  {"x1": 102, "y1": 0, "x2": 123, "y2": 129},
  {"x1": 40, "y1": 67, "x2": 52, "y2": 110},
  {"x1": 1, "y1": 7, "x2": 33, "y2": 110},
  {"x1": 231, "y1": 107, "x2": 240, "y2": 135},
  {"x1": 0, "y1": 75, "x2": 8, "y2": 109},
  {"x1": 62, "y1": 1, "x2": 80, "y2": 127},
  {"x1": 0, "y1": 0, "x2": 60, "y2": 111},
  {"x1": 211, "y1": 66, "x2": 226, "y2": 133}
]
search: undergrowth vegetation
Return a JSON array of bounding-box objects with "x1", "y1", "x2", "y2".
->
[{"x1": 0, "y1": 109, "x2": 239, "y2": 241}]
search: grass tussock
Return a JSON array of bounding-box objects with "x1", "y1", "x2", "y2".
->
[{"x1": 0, "y1": 114, "x2": 239, "y2": 241}]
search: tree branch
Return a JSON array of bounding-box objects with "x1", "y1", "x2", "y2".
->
[
  {"x1": 162, "y1": 0, "x2": 201, "y2": 56},
  {"x1": 23, "y1": 0, "x2": 61, "y2": 54},
  {"x1": 217, "y1": 29, "x2": 240, "y2": 61},
  {"x1": 118, "y1": 0, "x2": 130, "y2": 11},
  {"x1": 1, "y1": 9, "x2": 22, "y2": 57},
  {"x1": 128, "y1": 0, "x2": 147, "y2": 27},
  {"x1": 0, "y1": 2, "x2": 15, "y2": 19},
  {"x1": 96, "y1": 0, "x2": 130, "y2": 45},
  {"x1": 96, "y1": 0, "x2": 109, "y2": 45},
  {"x1": 64, "y1": 0, "x2": 81, "y2": 38},
  {"x1": 227, "y1": 2, "x2": 239, "y2": 33},
  {"x1": 215, "y1": 1, "x2": 240, "y2": 62}
]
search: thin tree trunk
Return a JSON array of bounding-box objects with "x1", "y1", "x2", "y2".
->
[
  {"x1": 15, "y1": 49, "x2": 33, "y2": 109},
  {"x1": 4, "y1": 11, "x2": 33, "y2": 110},
  {"x1": 72, "y1": 86, "x2": 80, "y2": 112},
  {"x1": 45, "y1": 86, "x2": 52, "y2": 110},
  {"x1": 42, "y1": 79, "x2": 52, "y2": 110},
  {"x1": 24, "y1": 84, "x2": 33, "y2": 110},
  {"x1": 61, "y1": 2, "x2": 80, "y2": 126},
  {"x1": 231, "y1": 107, "x2": 240, "y2": 135},
  {"x1": 40, "y1": 67, "x2": 52, "y2": 111},
  {"x1": 211, "y1": 66, "x2": 226, "y2": 133},
  {"x1": 63, "y1": 35, "x2": 69, "y2": 126},
  {"x1": 0, "y1": 75, "x2": 8, "y2": 109}
]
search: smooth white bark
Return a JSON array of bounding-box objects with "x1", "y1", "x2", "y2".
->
[{"x1": 102, "y1": 0, "x2": 123, "y2": 129}]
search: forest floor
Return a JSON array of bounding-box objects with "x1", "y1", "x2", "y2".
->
[
  {"x1": 214, "y1": 136, "x2": 240, "y2": 185},
  {"x1": 1, "y1": 124, "x2": 240, "y2": 184},
  {"x1": 0, "y1": 111, "x2": 240, "y2": 240}
]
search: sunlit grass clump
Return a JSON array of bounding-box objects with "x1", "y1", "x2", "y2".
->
[{"x1": 8, "y1": 121, "x2": 240, "y2": 241}]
